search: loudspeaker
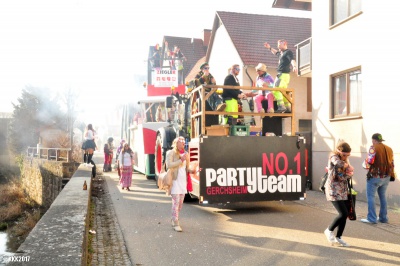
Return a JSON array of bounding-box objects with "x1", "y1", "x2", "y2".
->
[
  {"x1": 262, "y1": 117, "x2": 282, "y2": 136},
  {"x1": 166, "y1": 96, "x2": 173, "y2": 108}
]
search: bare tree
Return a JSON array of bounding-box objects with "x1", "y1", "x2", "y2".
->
[{"x1": 7, "y1": 86, "x2": 66, "y2": 156}]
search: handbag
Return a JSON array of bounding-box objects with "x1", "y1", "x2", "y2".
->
[
  {"x1": 390, "y1": 171, "x2": 397, "y2": 182},
  {"x1": 81, "y1": 140, "x2": 87, "y2": 150},
  {"x1": 366, "y1": 171, "x2": 373, "y2": 180},
  {"x1": 117, "y1": 161, "x2": 121, "y2": 178},
  {"x1": 345, "y1": 177, "x2": 357, "y2": 221},
  {"x1": 187, "y1": 172, "x2": 193, "y2": 192},
  {"x1": 319, "y1": 172, "x2": 328, "y2": 194},
  {"x1": 157, "y1": 163, "x2": 172, "y2": 191}
]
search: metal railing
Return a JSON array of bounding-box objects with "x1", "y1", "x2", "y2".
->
[
  {"x1": 295, "y1": 37, "x2": 312, "y2": 77},
  {"x1": 27, "y1": 147, "x2": 72, "y2": 162}
]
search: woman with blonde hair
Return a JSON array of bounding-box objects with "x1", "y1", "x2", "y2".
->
[
  {"x1": 324, "y1": 141, "x2": 354, "y2": 247},
  {"x1": 166, "y1": 136, "x2": 189, "y2": 232}
]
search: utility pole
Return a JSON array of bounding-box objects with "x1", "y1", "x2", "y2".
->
[{"x1": 65, "y1": 89, "x2": 75, "y2": 161}]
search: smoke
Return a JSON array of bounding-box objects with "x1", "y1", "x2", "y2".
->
[{"x1": 76, "y1": 73, "x2": 147, "y2": 144}]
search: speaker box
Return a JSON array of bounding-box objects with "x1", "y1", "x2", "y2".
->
[{"x1": 166, "y1": 96, "x2": 173, "y2": 108}]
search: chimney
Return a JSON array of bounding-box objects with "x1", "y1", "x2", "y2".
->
[{"x1": 202, "y1": 29, "x2": 212, "y2": 47}]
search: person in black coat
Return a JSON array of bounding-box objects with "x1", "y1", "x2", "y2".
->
[{"x1": 195, "y1": 62, "x2": 225, "y2": 112}]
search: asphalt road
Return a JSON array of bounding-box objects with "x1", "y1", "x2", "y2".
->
[{"x1": 101, "y1": 167, "x2": 400, "y2": 266}]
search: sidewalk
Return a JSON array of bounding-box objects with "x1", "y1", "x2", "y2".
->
[
  {"x1": 89, "y1": 153, "x2": 400, "y2": 265},
  {"x1": 297, "y1": 190, "x2": 400, "y2": 235},
  {"x1": 89, "y1": 153, "x2": 132, "y2": 266}
]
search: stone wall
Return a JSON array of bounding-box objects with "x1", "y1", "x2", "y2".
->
[
  {"x1": 10, "y1": 166, "x2": 93, "y2": 266},
  {"x1": 21, "y1": 157, "x2": 80, "y2": 208}
]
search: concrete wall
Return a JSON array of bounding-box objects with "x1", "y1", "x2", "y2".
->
[
  {"x1": 21, "y1": 158, "x2": 80, "y2": 208},
  {"x1": 10, "y1": 165, "x2": 92, "y2": 266}
]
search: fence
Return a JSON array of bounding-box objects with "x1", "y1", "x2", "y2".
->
[{"x1": 27, "y1": 147, "x2": 71, "y2": 162}]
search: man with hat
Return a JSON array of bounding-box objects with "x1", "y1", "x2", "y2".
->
[
  {"x1": 254, "y1": 63, "x2": 275, "y2": 113},
  {"x1": 194, "y1": 62, "x2": 226, "y2": 112},
  {"x1": 361, "y1": 133, "x2": 394, "y2": 224}
]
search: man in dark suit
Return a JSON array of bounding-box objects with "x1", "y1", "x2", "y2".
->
[{"x1": 222, "y1": 64, "x2": 246, "y2": 125}]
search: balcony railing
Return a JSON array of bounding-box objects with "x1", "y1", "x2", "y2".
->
[
  {"x1": 189, "y1": 85, "x2": 296, "y2": 138},
  {"x1": 295, "y1": 37, "x2": 312, "y2": 77}
]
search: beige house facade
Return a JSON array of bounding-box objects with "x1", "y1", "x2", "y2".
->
[{"x1": 282, "y1": 0, "x2": 400, "y2": 207}]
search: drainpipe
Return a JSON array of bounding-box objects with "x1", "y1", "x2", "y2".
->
[{"x1": 244, "y1": 65, "x2": 254, "y2": 86}]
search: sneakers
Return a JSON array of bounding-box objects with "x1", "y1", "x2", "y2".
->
[
  {"x1": 276, "y1": 105, "x2": 287, "y2": 113},
  {"x1": 361, "y1": 218, "x2": 377, "y2": 224},
  {"x1": 334, "y1": 237, "x2": 350, "y2": 247},
  {"x1": 172, "y1": 220, "x2": 182, "y2": 232},
  {"x1": 174, "y1": 225, "x2": 183, "y2": 232},
  {"x1": 267, "y1": 108, "x2": 274, "y2": 113},
  {"x1": 259, "y1": 108, "x2": 265, "y2": 113},
  {"x1": 324, "y1": 228, "x2": 335, "y2": 243},
  {"x1": 216, "y1": 103, "x2": 226, "y2": 112}
]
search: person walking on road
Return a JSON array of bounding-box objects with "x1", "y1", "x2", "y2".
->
[
  {"x1": 166, "y1": 136, "x2": 189, "y2": 232},
  {"x1": 361, "y1": 133, "x2": 394, "y2": 224},
  {"x1": 103, "y1": 137, "x2": 114, "y2": 172},
  {"x1": 324, "y1": 141, "x2": 354, "y2": 247},
  {"x1": 83, "y1": 124, "x2": 97, "y2": 168},
  {"x1": 115, "y1": 139, "x2": 125, "y2": 178},
  {"x1": 119, "y1": 143, "x2": 134, "y2": 191}
]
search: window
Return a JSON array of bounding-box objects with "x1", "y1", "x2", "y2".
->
[
  {"x1": 332, "y1": 68, "x2": 362, "y2": 118},
  {"x1": 331, "y1": 0, "x2": 362, "y2": 25}
]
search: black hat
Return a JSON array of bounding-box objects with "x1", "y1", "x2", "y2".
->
[
  {"x1": 372, "y1": 133, "x2": 385, "y2": 142},
  {"x1": 200, "y1": 62, "x2": 209, "y2": 70}
]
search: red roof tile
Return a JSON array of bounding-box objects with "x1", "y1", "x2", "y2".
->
[{"x1": 185, "y1": 56, "x2": 207, "y2": 82}]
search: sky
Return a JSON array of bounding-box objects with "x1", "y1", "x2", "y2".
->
[{"x1": 0, "y1": 0, "x2": 309, "y2": 125}]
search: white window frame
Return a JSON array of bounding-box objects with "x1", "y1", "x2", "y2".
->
[
  {"x1": 331, "y1": 68, "x2": 362, "y2": 119},
  {"x1": 330, "y1": 0, "x2": 362, "y2": 26}
]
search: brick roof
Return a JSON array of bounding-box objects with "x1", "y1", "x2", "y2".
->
[
  {"x1": 213, "y1": 11, "x2": 311, "y2": 69},
  {"x1": 185, "y1": 55, "x2": 206, "y2": 82},
  {"x1": 162, "y1": 36, "x2": 206, "y2": 80}
]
